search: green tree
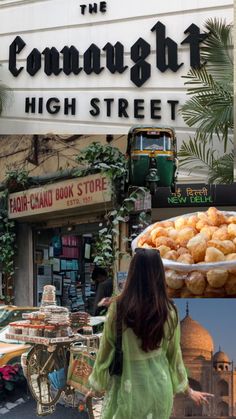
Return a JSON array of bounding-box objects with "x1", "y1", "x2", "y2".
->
[{"x1": 179, "y1": 18, "x2": 233, "y2": 183}]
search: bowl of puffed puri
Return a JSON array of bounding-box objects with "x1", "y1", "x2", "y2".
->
[{"x1": 132, "y1": 207, "x2": 236, "y2": 298}]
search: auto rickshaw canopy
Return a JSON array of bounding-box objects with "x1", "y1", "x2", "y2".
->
[{"x1": 127, "y1": 126, "x2": 176, "y2": 154}]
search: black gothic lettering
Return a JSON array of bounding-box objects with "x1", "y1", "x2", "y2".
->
[
  {"x1": 64, "y1": 98, "x2": 76, "y2": 115},
  {"x1": 118, "y1": 98, "x2": 129, "y2": 118},
  {"x1": 90, "y1": 98, "x2": 100, "y2": 116},
  {"x1": 167, "y1": 100, "x2": 179, "y2": 120},
  {"x1": 130, "y1": 38, "x2": 151, "y2": 87},
  {"x1": 25, "y1": 97, "x2": 36, "y2": 113},
  {"x1": 104, "y1": 98, "x2": 114, "y2": 116},
  {"x1": 84, "y1": 44, "x2": 104, "y2": 75},
  {"x1": 46, "y1": 97, "x2": 60, "y2": 114},
  {"x1": 150, "y1": 100, "x2": 161, "y2": 119},
  {"x1": 181, "y1": 24, "x2": 208, "y2": 68},
  {"x1": 151, "y1": 21, "x2": 183, "y2": 72},
  {"x1": 42, "y1": 47, "x2": 62, "y2": 76},
  {"x1": 9, "y1": 20, "x2": 206, "y2": 88},
  {"x1": 134, "y1": 99, "x2": 145, "y2": 119},
  {"x1": 61, "y1": 46, "x2": 82, "y2": 75},
  {"x1": 9, "y1": 36, "x2": 25, "y2": 77},
  {"x1": 103, "y1": 42, "x2": 127, "y2": 74},
  {"x1": 26, "y1": 48, "x2": 41, "y2": 76}
]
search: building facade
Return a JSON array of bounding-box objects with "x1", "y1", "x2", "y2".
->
[
  {"x1": 1, "y1": 135, "x2": 236, "y2": 306},
  {"x1": 172, "y1": 307, "x2": 236, "y2": 418},
  {"x1": 0, "y1": 0, "x2": 233, "y2": 141}
]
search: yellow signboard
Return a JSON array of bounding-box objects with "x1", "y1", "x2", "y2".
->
[{"x1": 8, "y1": 174, "x2": 112, "y2": 219}]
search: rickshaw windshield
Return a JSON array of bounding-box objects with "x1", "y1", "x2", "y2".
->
[{"x1": 132, "y1": 133, "x2": 172, "y2": 151}]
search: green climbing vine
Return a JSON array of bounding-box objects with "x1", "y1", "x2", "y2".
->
[
  {"x1": 93, "y1": 190, "x2": 151, "y2": 272},
  {"x1": 75, "y1": 141, "x2": 126, "y2": 271},
  {"x1": 0, "y1": 167, "x2": 29, "y2": 303},
  {"x1": 75, "y1": 142, "x2": 127, "y2": 181},
  {"x1": 75, "y1": 142, "x2": 151, "y2": 272},
  {"x1": 0, "y1": 191, "x2": 16, "y2": 304},
  {"x1": 5, "y1": 168, "x2": 30, "y2": 192},
  {"x1": 75, "y1": 141, "x2": 127, "y2": 202}
]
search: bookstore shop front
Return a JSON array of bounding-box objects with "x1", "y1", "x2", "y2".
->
[{"x1": 8, "y1": 174, "x2": 113, "y2": 311}]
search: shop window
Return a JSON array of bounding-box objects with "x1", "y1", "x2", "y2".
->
[{"x1": 33, "y1": 224, "x2": 100, "y2": 312}]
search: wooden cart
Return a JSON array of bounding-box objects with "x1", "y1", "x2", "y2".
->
[{"x1": 6, "y1": 333, "x2": 101, "y2": 417}]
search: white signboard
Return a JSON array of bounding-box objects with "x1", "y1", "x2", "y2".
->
[
  {"x1": 8, "y1": 174, "x2": 112, "y2": 219},
  {"x1": 0, "y1": 0, "x2": 233, "y2": 134}
]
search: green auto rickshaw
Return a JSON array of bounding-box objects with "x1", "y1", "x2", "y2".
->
[
  {"x1": 126, "y1": 126, "x2": 178, "y2": 194},
  {"x1": 127, "y1": 125, "x2": 177, "y2": 193}
]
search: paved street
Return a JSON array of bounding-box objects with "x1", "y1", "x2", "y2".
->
[
  {"x1": 1, "y1": 398, "x2": 88, "y2": 418},
  {"x1": 0, "y1": 394, "x2": 102, "y2": 418}
]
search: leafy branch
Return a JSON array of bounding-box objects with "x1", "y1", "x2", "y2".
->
[
  {"x1": 75, "y1": 142, "x2": 127, "y2": 181},
  {"x1": 93, "y1": 187, "x2": 150, "y2": 272},
  {"x1": 4, "y1": 168, "x2": 30, "y2": 192},
  {"x1": 0, "y1": 191, "x2": 16, "y2": 304},
  {"x1": 179, "y1": 18, "x2": 233, "y2": 182},
  {"x1": 178, "y1": 137, "x2": 234, "y2": 183}
]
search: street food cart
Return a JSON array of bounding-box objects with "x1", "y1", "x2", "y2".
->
[{"x1": 6, "y1": 286, "x2": 104, "y2": 418}]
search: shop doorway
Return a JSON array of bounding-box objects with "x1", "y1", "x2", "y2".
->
[{"x1": 33, "y1": 222, "x2": 100, "y2": 313}]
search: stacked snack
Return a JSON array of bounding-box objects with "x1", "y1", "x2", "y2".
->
[
  {"x1": 41, "y1": 285, "x2": 56, "y2": 306},
  {"x1": 134, "y1": 207, "x2": 236, "y2": 298},
  {"x1": 81, "y1": 326, "x2": 93, "y2": 335},
  {"x1": 42, "y1": 306, "x2": 71, "y2": 337},
  {"x1": 8, "y1": 285, "x2": 73, "y2": 339},
  {"x1": 70, "y1": 311, "x2": 90, "y2": 331}
]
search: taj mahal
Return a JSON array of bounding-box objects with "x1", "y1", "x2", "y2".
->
[{"x1": 172, "y1": 304, "x2": 236, "y2": 418}]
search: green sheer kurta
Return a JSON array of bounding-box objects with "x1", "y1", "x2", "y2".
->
[{"x1": 88, "y1": 302, "x2": 188, "y2": 419}]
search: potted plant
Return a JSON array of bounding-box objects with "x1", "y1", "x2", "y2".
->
[{"x1": 0, "y1": 365, "x2": 26, "y2": 402}]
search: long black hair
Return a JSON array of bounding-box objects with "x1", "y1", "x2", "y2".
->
[{"x1": 118, "y1": 248, "x2": 177, "y2": 352}]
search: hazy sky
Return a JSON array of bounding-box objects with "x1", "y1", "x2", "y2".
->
[{"x1": 174, "y1": 299, "x2": 236, "y2": 365}]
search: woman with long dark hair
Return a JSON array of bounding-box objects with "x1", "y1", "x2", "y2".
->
[{"x1": 87, "y1": 248, "x2": 213, "y2": 418}]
